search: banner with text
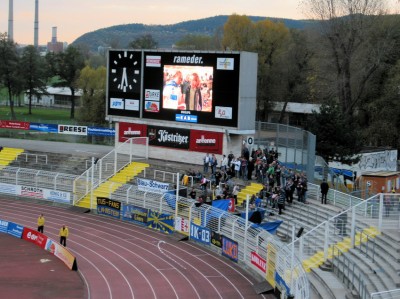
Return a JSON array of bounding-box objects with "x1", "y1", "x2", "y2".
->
[
  {"x1": 122, "y1": 204, "x2": 148, "y2": 225},
  {"x1": 137, "y1": 178, "x2": 169, "y2": 193},
  {"x1": 0, "y1": 120, "x2": 30, "y2": 130},
  {"x1": 97, "y1": 197, "x2": 121, "y2": 219},
  {"x1": 222, "y1": 236, "x2": 238, "y2": 262},
  {"x1": 211, "y1": 231, "x2": 223, "y2": 248},
  {"x1": 251, "y1": 251, "x2": 267, "y2": 273},
  {"x1": 190, "y1": 222, "x2": 211, "y2": 245},
  {"x1": 22, "y1": 227, "x2": 48, "y2": 249},
  {"x1": 118, "y1": 122, "x2": 147, "y2": 142},
  {"x1": 189, "y1": 130, "x2": 223, "y2": 154},
  {"x1": 147, "y1": 125, "x2": 190, "y2": 149},
  {"x1": 0, "y1": 219, "x2": 24, "y2": 238}
]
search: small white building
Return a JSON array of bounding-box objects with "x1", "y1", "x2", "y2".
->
[
  {"x1": 24, "y1": 87, "x2": 82, "y2": 108},
  {"x1": 269, "y1": 102, "x2": 321, "y2": 126}
]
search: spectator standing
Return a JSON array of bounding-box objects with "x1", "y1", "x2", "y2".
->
[
  {"x1": 203, "y1": 153, "x2": 210, "y2": 174},
  {"x1": 211, "y1": 154, "x2": 218, "y2": 174},
  {"x1": 37, "y1": 214, "x2": 45, "y2": 233},
  {"x1": 232, "y1": 184, "x2": 239, "y2": 204},
  {"x1": 220, "y1": 155, "x2": 228, "y2": 171},
  {"x1": 227, "y1": 151, "x2": 234, "y2": 168},
  {"x1": 277, "y1": 188, "x2": 286, "y2": 215},
  {"x1": 59, "y1": 225, "x2": 69, "y2": 247},
  {"x1": 233, "y1": 158, "x2": 241, "y2": 178},
  {"x1": 240, "y1": 158, "x2": 248, "y2": 181},
  {"x1": 320, "y1": 179, "x2": 329, "y2": 204}
]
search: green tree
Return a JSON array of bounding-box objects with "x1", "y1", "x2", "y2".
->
[
  {"x1": 76, "y1": 65, "x2": 107, "y2": 124},
  {"x1": 19, "y1": 45, "x2": 48, "y2": 114},
  {"x1": 128, "y1": 34, "x2": 158, "y2": 49},
  {"x1": 47, "y1": 46, "x2": 85, "y2": 119},
  {"x1": 0, "y1": 33, "x2": 20, "y2": 119},
  {"x1": 307, "y1": 104, "x2": 361, "y2": 164}
]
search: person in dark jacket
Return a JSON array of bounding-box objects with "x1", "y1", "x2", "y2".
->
[
  {"x1": 320, "y1": 179, "x2": 329, "y2": 204},
  {"x1": 277, "y1": 188, "x2": 286, "y2": 215}
]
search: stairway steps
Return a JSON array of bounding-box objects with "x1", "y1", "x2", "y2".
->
[{"x1": 75, "y1": 161, "x2": 149, "y2": 209}]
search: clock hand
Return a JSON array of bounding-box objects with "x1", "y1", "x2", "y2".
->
[{"x1": 120, "y1": 67, "x2": 128, "y2": 92}]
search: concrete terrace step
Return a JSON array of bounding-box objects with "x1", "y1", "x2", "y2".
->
[
  {"x1": 309, "y1": 268, "x2": 347, "y2": 299},
  {"x1": 75, "y1": 162, "x2": 149, "y2": 209},
  {"x1": 10, "y1": 149, "x2": 90, "y2": 174},
  {"x1": 0, "y1": 147, "x2": 24, "y2": 167}
]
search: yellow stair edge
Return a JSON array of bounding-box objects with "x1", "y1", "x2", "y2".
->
[
  {"x1": 75, "y1": 162, "x2": 149, "y2": 208},
  {"x1": 363, "y1": 226, "x2": 380, "y2": 237}
]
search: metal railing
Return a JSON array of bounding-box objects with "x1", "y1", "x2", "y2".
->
[
  {"x1": 73, "y1": 137, "x2": 148, "y2": 205},
  {"x1": 0, "y1": 166, "x2": 77, "y2": 193},
  {"x1": 292, "y1": 182, "x2": 400, "y2": 298},
  {"x1": 331, "y1": 245, "x2": 369, "y2": 299},
  {"x1": 355, "y1": 227, "x2": 376, "y2": 263},
  {"x1": 16, "y1": 152, "x2": 48, "y2": 164},
  {"x1": 371, "y1": 289, "x2": 400, "y2": 299},
  {"x1": 110, "y1": 184, "x2": 310, "y2": 299}
]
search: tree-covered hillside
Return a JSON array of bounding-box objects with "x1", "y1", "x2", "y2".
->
[{"x1": 72, "y1": 15, "x2": 312, "y2": 51}]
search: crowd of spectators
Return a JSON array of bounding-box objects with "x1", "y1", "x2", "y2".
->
[{"x1": 182, "y1": 144, "x2": 309, "y2": 215}]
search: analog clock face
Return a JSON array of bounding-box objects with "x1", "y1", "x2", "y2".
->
[{"x1": 109, "y1": 50, "x2": 141, "y2": 93}]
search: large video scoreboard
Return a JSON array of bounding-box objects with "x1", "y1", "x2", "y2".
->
[{"x1": 106, "y1": 50, "x2": 257, "y2": 130}]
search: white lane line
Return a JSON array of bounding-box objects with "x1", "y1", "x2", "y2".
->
[{"x1": 157, "y1": 240, "x2": 187, "y2": 270}]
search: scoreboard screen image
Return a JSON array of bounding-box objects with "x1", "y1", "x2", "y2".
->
[{"x1": 107, "y1": 50, "x2": 257, "y2": 129}]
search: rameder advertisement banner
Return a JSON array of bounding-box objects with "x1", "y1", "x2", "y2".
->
[{"x1": 107, "y1": 50, "x2": 245, "y2": 128}]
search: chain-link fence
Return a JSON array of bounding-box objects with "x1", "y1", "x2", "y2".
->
[{"x1": 254, "y1": 122, "x2": 316, "y2": 182}]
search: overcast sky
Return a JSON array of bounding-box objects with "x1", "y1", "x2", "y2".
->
[{"x1": 0, "y1": 0, "x2": 305, "y2": 45}]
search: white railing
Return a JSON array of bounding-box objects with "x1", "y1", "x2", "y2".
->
[
  {"x1": 73, "y1": 137, "x2": 148, "y2": 205},
  {"x1": 0, "y1": 166, "x2": 76, "y2": 193},
  {"x1": 292, "y1": 183, "x2": 400, "y2": 297},
  {"x1": 153, "y1": 170, "x2": 177, "y2": 182},
  {"x1": 371, "y1": 289, "x2": 400, "y2": 299},
  {"x1": 17, "y1": 152, "x2": 48, "y2": 164},
  {"x1": 110, "y1": 184, "x2": 310, "y2": 299}
]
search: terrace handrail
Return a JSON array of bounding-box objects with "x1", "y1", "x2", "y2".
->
[{"x1": 72, "y1": 137, "x2": 148, "y2": 205}]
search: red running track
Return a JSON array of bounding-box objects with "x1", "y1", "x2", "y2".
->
[{"x1": 0, "y1": 198, "x2": 273, "y2": 299}]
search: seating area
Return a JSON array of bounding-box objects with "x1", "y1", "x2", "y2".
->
[
  {"x1": 261, "y1": 194, "x2": 400, "y2": 298},
  {"x1": 1, "y1": 144, "x2": 399, "y2": 299},
  {"x1": 7, "y1": 149, "x2": 90, "y2": 174},
  {"x1": 75, "y1": 161, "x2": 149, "y2": 209},
  {"x1": 0, "y1": 147, "x2": 24, "y2": 168}
]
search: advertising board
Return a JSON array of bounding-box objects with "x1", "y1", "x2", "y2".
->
[{"x1": 106, "y1": 50, "x2": 257, "y2": 129}]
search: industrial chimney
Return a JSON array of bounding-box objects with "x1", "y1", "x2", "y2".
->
[
  {"x1": 8, "y1": 0, "x2": 13, "y2": 41},
  {"x1": 34, "y1": 0, "x2": 39, "y2": 48},
  {"x1": 47, "y1": 27, "x2": 63, "y2": 53},
  {"x1": 52, "y1": 26, "x2": 57, "y2": 43}
]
